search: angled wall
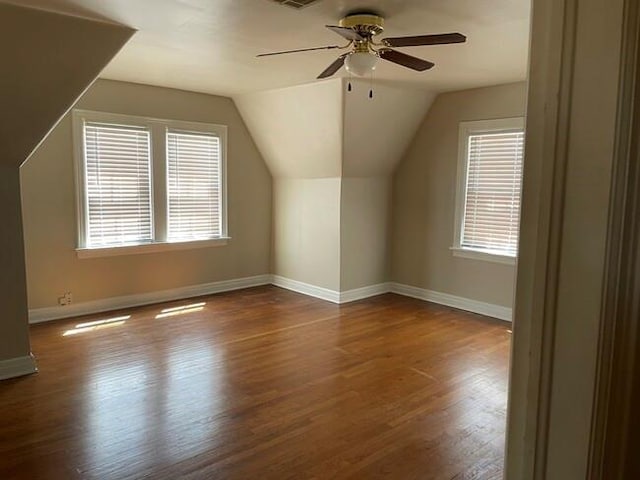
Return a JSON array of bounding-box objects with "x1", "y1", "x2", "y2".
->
[{"x1": 0, "y1": 3, "x2": 132, "y2": 376}]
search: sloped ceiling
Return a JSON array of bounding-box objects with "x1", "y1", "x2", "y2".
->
[
  {"x1": 1, "y1": 0, "x2": 531, "y2": 97},
  {"x1": 0, "y1": 2, "x2": 134, "y2": 167},
  {"x1": 235, "y1": 80, "x2": 344, "y2": 178},
  {"x1": 234, "y1": 79, "x2": 433, "y2": 178},
  {"x1": 343, "y1": 79, "x2": 435, "y2": 177}
]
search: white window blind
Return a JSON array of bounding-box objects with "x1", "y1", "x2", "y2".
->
[
  {"x1": 461, "y1": 131, "x2": 525, "y2": 256},
  {"x1": 83, "y1": 122, "x2": 153, "y2": 247},
  {"x1": 167, "y1": 130, "x2": 222, "y2": 241}
]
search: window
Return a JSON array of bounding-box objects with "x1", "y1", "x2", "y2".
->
[
  {"x1": 83, "y1": 122, "x2": 153, "y2": 247},
  {"x1": 166, "y1": 130, "x2": 222, "y2": 241},
  {"x1": 453, "y1": 117, "x2": 525, "y2": 264},
  {"x1": 73, "y1": 110, "x2": 228, "y2": 258}
]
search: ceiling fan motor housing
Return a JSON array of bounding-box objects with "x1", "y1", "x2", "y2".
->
[{"x1": 339, "y1": 14, "x2": 385, "y2": 38}]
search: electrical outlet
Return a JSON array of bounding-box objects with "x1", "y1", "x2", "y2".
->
[{"x1": 58, "y1": 292, "x2": 73, "y2": 306}]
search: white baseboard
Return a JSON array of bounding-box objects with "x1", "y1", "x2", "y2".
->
[
  {"x1": 29, "y1": 274, "x2": 272, "y2": 324},
  {"x1": 28, "y1": 275, "x2": 511, "y2": 324},
  {"x1": 271, "y1": 276, "x2": 391, "y2": 305},
  {"x1": 0, "y1": 354, "x2": 37, "y2": 381},
  {"x1": 270, "y1": 278, "x2": 511, "y2": 321},
  {"x1": 339, "y1": 283, "x2": 391, "y2": 303},
  {"x1": 271, "y1": 275, "x2": 341, "y2": 303},
  {"x1": 390, "y1": 282, "x2": 512, "y2": 322}
]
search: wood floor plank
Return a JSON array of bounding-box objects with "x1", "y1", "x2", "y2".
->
[{"x1": 0, "y1": 286, "x2": 510, "y2": 479}]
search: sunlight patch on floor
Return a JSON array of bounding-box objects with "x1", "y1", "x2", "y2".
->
[
  {"x1": 155, "y1": 302, "x2": 206, "y2": 319},
  {"x1": 63, "y1": 315, "x2": 130, "y2": 336}
]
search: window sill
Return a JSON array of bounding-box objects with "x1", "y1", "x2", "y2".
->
[
  {"x1": 450, "y1": 247, "x2": 517, "y2": 266},
  {"x1": 76, "y1": 237, "x2": 230, "y2": 259}
]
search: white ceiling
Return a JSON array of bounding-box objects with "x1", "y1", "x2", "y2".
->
[{"x1": 6, "y1": 0, "x2": 531, "y2": 97}]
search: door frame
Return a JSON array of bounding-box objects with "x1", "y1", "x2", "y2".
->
[
  {"x1": 505, "y1": 0, "x2": 634, "y2": 477},
  {"x1": 504, "y1": 0, "x2": 579, "y2": 476},
  {"x1": 588, "y1": 0, "x2": 640, "y2": 477}
]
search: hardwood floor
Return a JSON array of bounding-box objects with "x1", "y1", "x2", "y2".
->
[{"x1": 0, "y1": 286, "x2": 511, "y2": 480}]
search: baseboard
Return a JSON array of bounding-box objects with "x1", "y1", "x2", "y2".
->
[
  {"x1": 28, "y1": 275, "x2": 512, "y2": 324},
  {"x1": 390, "y1": 282, "x2": 512, "y2": 322},
  {"x1": 271, "y1": 275, "x2": 341, "y2": 303},
  {"x1": 271, "y1": 277, "x2": 392, "y2": 305},
  {"x1": 29, "y1": 274, "x2": 272, "y2": 324},
  {"x1": 339, "y1": 283, "x2": 391, "y2": 303},
  {"x1": 0, "y1": 354, "x2": 37, "y2": 381},
  {"x1": 201, "y1": 276, "x2": 510, "y2": 322}
]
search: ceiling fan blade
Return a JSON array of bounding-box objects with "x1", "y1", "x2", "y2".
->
[
  {"x1": 257, "y1": 45, "x2": 341, "y2": 57},
  {"x1": 378, "y1": 48, "x2": 435, "y2": 71},
  {"x1": 382, "y1": 33, "x2": 467, "y2": 48},
  {"x1": 326, "y1": 25, "x2": 364, "y2": 42},
  {"x1": 317, "y1": 54, "x2": 347, "y2": 79}
]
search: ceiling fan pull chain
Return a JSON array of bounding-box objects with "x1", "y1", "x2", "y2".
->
[{"x1": 369, "y1": 70, "x2": 374, "y2": 99}]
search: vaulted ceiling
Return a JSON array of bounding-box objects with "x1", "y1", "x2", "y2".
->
[{"x1": 3, "y1": 0, "x2": 530, "y2": 96}]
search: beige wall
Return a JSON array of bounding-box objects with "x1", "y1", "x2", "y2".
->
[
  {"x1": 273, "y1": 178, "x2": 341, "y2": 291},
  {"x1": 21, "y1": 79, "x2": 272, "y2": 309},
  {"x1": 273, "y1": 176, "x2": 391, "y2": 293},
  {"x1": 0, "y1": 165, "x2": 31, "y2": 360},
  {"x1": 391, "y1": 82, "x2": 527, "y2": 308},
  {"x1": 340, "y1": 177, "x2": 391, "y2": 291}
]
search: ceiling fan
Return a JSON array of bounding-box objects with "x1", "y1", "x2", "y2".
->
[{"x1": 257, "y1": 13, "x2": 467, "y2": 79}]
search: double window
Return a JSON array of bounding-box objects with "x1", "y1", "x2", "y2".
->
[
  {"x1": 73, "y1": 110, "x2": 227, "y2": 258},
  {"x1": 453, "y1": 117, "x2": 525, "y2": 264}
]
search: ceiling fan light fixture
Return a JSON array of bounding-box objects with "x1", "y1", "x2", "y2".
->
[{"x1": 345, "y1": 52, "x2": 378, "y2": 76}]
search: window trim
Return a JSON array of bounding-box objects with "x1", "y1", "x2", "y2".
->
[
  {"x1": 72, "y1": 110, "x2": 229, "y2": 258},
  {"x1": 76, "y1": 238, "x2": 230, "y2": 259},
  {"x1": 453, "y1": 117, "x2": 525, "y2": 265}
]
